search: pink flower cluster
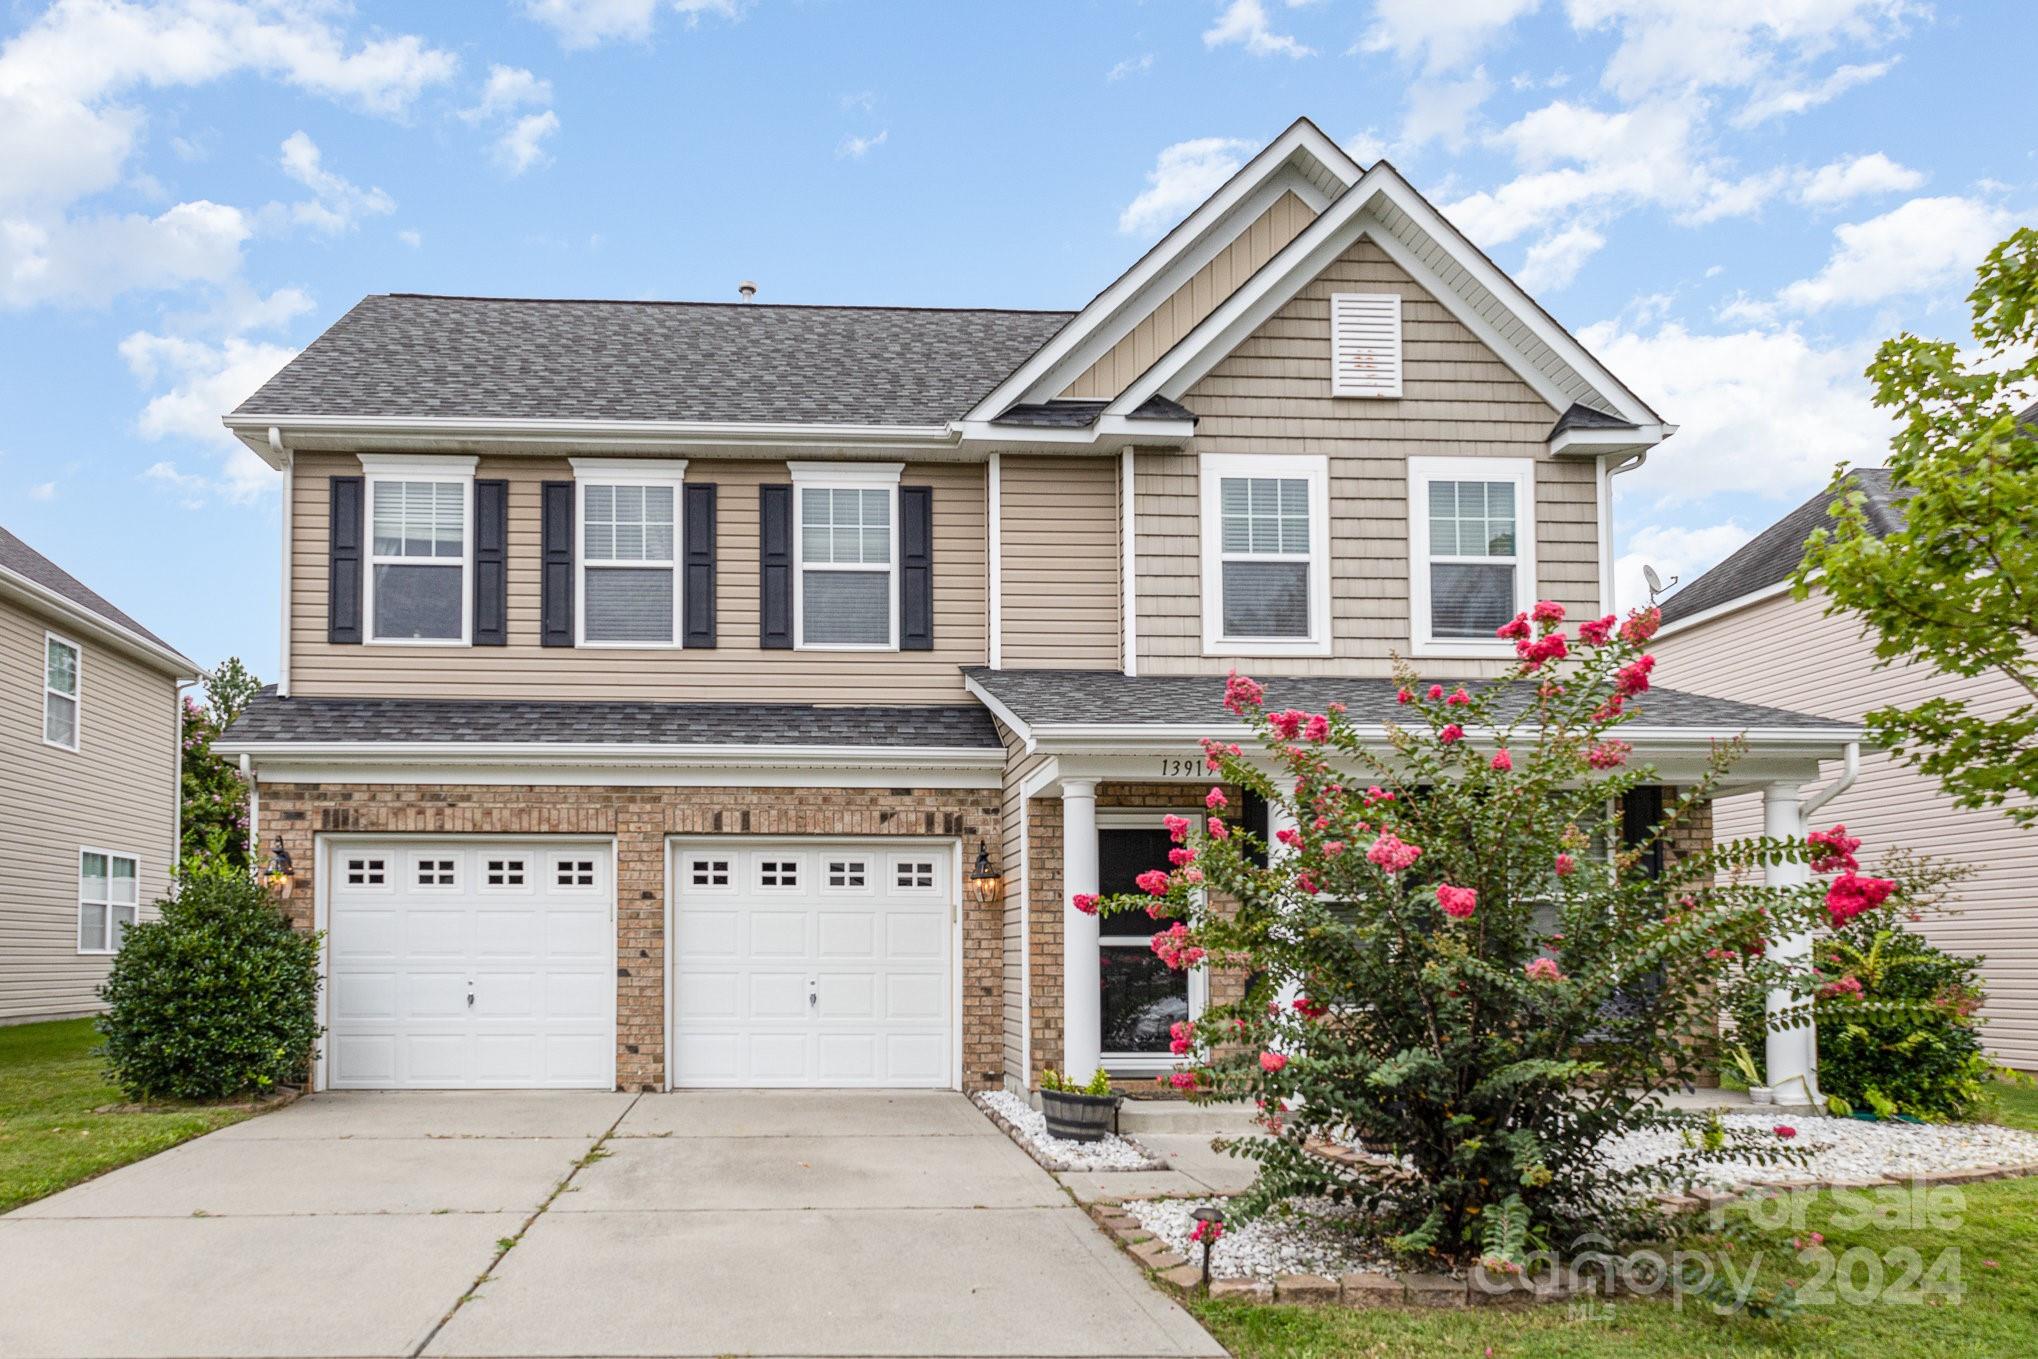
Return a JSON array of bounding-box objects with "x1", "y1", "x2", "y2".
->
[
  {"x1": 1164, "y1": 814, "x2": 1191, "y2": 842},
  {"x1": 1808, "y1": 824, "x2": 1862, "y2": 874},
  {"x1": 1491, "y1": 748, "x2": 1513, "y2": 771},
  {"x1": 1516, "y1": 632, "x2": 1569, "y2": 668},
  {"x1": 1578, "y1": 614, "x2": 1617, "y2": 646},
  {"x1": 1818, "y1": 975, "x2": 1865, "y2": 1001},
  {"x1": 1169, "y1": 1020, "x2": 1195, "y2": 1056},
  {"x1": 1825, "y1": 871, "x2": 1897, "y2": 928},
  {"x1": 1366, "y1": 831, "x2": 1423, "y2": 874},
  {"x1": 1554, "y1": 852, "x2": 1576, "y2": 877},
  {"x1": 1614, "y1": 655, "x2": 1655, "y2": 698},
  {"x1": 1189, "y1": 1218, "x2": 1224, "y2": 1246},
  {"x1": 1259, "y1": 1050, "x2": 1288, "y2": 1073},
  {"x1": 1150, "y1": 922, "x2": 1205, "y2": 970},
  {"x1": 1523, "y1": 957, "x2": 1565, "y2": 983},
  {"x1": 1136, "y1": 868, "x2": 1171, "y2": 896},
  {"x1": 1436, "y1": 883, "x2": 1478, "y2": 920},
  {"x1": 1439, "y1": 723, "x2": 1465, "y2": 744},
  {"x1": 1223, "y1": 669, "x2": 1265, "y2": 714},
  {"x1": 1071, "y1": 893, "x2": 1099, "y2": 915},
  {"x1": 1621, "y1": 607, "x2": 1661, "y2": 645},
  {"x1": 1586, "y1": 739, "x2": 1632, "y2": 769}
]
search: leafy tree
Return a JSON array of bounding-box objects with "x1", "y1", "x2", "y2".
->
[
  {"x1": 1093, "y1": 605, "x2": 1881, "y2": 1269},
  {"x1": 180, "y1": 658, "x2": 260, "y2": 876},
  {"x1": 1800, "y1": 227, "x2": 2038, "y2": 823}
]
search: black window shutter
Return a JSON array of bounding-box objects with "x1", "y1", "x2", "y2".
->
[
  {"x1": 683, "y1": 483, "x2": 717, "y2": 648},
  {"x1": 473, "y1": 479, "x2": 509, "y2": 646},
  {"x1": 327, "y1": 475, "x2": 364, "y2": 645},
  {"x1": 899, "y1": 484, "x2": 933, "y2": 651},
  {"x1": 540, "y1": 480, "x2": 575, "y2": 647},
  {"x1": 760, "y1": 484, "x2": 793, "y2": 649}
]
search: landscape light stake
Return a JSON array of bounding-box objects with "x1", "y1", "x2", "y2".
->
[{"x1": 1189, "y1": 1206, "x2": 1225, "y2": 1294}]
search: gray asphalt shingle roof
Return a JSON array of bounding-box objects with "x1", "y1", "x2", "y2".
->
[
  {"x1": 0, "y1": 524, "x2": 182, "y2": 654},
  {"x1": 1658, "y1": 469, "x2": 1905, "y2": 627},
  {"x1": 1548, "y1": 402, "x2": 1638, "y2": 436},
  {"x1": 992, "y1": 396, "x2": 1199, "y2": 428},
  {"x1": 222, "y1": 688, "x2": 1002, "y2": 748},
  {"x1": 233, "y1": 294, "x2": 1077, "y2": 427},
  {"x1": 964, "y1": 668, "x2": 1852, "y2": 733}
]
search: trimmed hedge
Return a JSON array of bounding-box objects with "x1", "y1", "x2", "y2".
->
[{"x1": 97, "y1": 871, "x2": 321, "y2": 1102}]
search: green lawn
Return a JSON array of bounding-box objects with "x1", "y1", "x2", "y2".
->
[
  {"x1": 1192, "y1": 1079, "x2": 2038, "y2": 1359},
  {"x1": 0, "y1": 1017, "x2": 252, "y2": 1214}
]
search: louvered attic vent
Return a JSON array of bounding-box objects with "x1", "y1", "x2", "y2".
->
[{"x1": 1330, "y1": 292, "x2": 1403, "y2": 398}]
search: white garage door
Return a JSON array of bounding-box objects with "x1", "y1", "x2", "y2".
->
[
  {"x1": 670, "y1": 843, "x2": 952, "y2": 1088},
  {"x1": 326, "y1": 842, "x2": 615, "y2": 1089}
]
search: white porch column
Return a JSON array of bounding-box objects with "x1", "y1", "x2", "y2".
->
[
  {"x1": 1061, "y1": 778, "x2": 1102, "y2": 1082},
  {"x1": 1762, "y1": 781, "x2": 1821, "y2": 1106}
]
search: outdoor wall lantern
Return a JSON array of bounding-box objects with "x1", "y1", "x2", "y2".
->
[
  {"x1": 264, "y1": 837, "x2": 294, "y2": 899},
  {"x1": 965, "y1": 839, "x2": 1002, "y2": 906}
]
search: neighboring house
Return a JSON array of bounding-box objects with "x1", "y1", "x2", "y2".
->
[
  {"x1": 1654, "y1": 469, "x2": 2038, "y2": 1070},
  {"x1": 212, "y1": 118, "x2": 1858, "y2": 1096},
  {"x1": 0, "y1": 526, "x2": 198, "y2": 1024}
]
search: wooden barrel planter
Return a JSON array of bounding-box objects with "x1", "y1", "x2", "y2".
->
[{"x1": 1041, "y1": 1089, "x2": 1120, "y2": 1142}]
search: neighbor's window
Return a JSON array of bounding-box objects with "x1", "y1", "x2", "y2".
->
[
  {"x1": 1199, "y1": 453, "x2": 1329, "y2": 654},
  {"x1": 44, "y1": 633, "x2": 80, "y2": 749},
  {"x1": 368, "y1": 476, "x2": 468, "y2": 642},
  {"x1": 794, "y1": 467, "x2": 898, "y2": 648},
  {"x1": 1408, "y1": 456, "x2": 1536, "y2": 653},
  {"x1": 582, "y1": 482, "x2": 679, "y2": 644},
  {"x1": 79, "y1": 849, "x2": 138, "y2": 954}
]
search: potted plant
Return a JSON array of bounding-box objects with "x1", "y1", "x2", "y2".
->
[
  {"x1": 1729, "y1": 1043, "x2": 1773, "y2": 1105},
  {"x1": 1038, "y1": 1067, "x2": 1119, "y2": 1142}
]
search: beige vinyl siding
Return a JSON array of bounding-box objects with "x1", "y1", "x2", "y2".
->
[
  {"x1": 1061, "y1": 191, "x2": 1317, "y2": 400},
  {"x1": 999, "y1": 456, "x2": 1121, "y2": 669},
  {"x1": 1134, "y1": 236, "x2": 1593, "y2": 676},
  {"x1": 998, "y1": 726, "x2": 1049, "y2": 1090},
  {"x1": 1654, "y1": 587, "x2": 2038, "y2": 1068},
  {"x1": 290, "y1": 454, "x2": 988, "y2": 703},
  {"x1": 1, "y1": 596, "x2": 178, "y2": 1022}
]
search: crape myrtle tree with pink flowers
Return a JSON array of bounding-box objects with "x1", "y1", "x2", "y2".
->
[{"x1": 1088, "y1": 602, "x2": 1897, "y2": 1269}]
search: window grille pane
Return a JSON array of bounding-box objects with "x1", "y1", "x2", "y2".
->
[
  {"x1": 801, "y1": 486, "x2": 891, "y2": 565},
  {"x1": 111, "y1": 905, "x2": 137, "y2": 950},
  {"x1": 1431, "y1": 562, "x2": 1515, "y2": 637},
  {"x1": 1222, "y1": 560, "x2": 1309, "y2": 637},
  {"x1": 584, "y1": 482, "x2": 674, "y2": 563},
  {"x1": 1429, "y1": 480, "x2": 1516, "y2": 561},
  {"x1": 46, "y1": 640, "x2": 77, "y2": 695},
  {"x1": 585, "y1": 567, "x2": 674, "y2": 643},
  {"x1": 46, "y1": 693, "x2": 77, "y2": 746},
  {"x1": 110, "y1": 857, "x2": 137, "y2": 904},
  {"x1": 430, "y1": 483, "x2": 463, "y2": 557},
  {"x1": 374, "y1": 481, "x2": 466, "y2": 560},
  {"x1": 81, "y1": 852, "x2": 107, "y2": 900},
  {"x1": 803, "y1": 569, "x2": 891, "y2": 644},
  {"x1": 80, "y1": 902, "x2": 107, "y2": 951},
  {"x1": 1221, "y1": 476, "x2": 1309, "y2": 557},
  {"x1": 372, "y1": 564, "x2": 463, "y2": 640}
]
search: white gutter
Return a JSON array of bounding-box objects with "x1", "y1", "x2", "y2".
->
[
  {"x1": 1015, "y1": 720, "x2": 1865, "y2": 756},
  {"x1": 213, "y1": 739, "x2": 1008, "y2": 772},
  {"x1": 1655, "y1": 574, "x2": 1809, "y2": 639},
  {"x1": 0, "y1": 565, "x2": 198, "y2": 679},
  {"x1": 273, "y1": 427, "x2": 292, "y2": 698}
]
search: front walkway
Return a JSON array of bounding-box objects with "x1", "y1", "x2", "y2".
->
[{"x1": 0, "y1": 1089, "x2": 1221, "y2": 1359}]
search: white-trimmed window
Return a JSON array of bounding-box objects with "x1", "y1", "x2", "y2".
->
[
  {"x1": 1199, "y1": 453, "x2": 1330, "y2": 655},
  {"x1": 573, "y1": 458, "x2": 687, "y2": 646},
  {"x1": 1408, "y1": 456, "x2": 1538, "y2": 656},
  {"x1": 791, "y1": 461, "x2": 900, "y2": 650},
  {"x1": 362, "y1": 455, "x2": 475, "y2": 644},
  {"x1": 44, "y1": 632, "x2": 80, "y2": 750},
  {"x1": 79, "y1": 849, "x2": 138, "y2": 954}
]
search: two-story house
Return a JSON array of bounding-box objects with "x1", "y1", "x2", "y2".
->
[
  {"x1": 214, "y1": 119, "x2": 1860, "y2": 1099},
  {"x1": 2, "y1": 526, "x2": 197, "y2": 1023}
]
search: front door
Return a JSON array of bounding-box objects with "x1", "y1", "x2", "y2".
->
[{"x1": 1098, "y1": 822, "x2": 1203, "y2": 1072}]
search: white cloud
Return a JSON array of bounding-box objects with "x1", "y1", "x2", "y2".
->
[
  {"x1": 1614, "y1": 521, "x2": 1753, "y2": 612},
  {"x1": 27, "y1": 480, "x2": 56, "y2": 501},
  {"x1": 1118, "y1": 137, "x2": 1255, "y2": 237},
  {"x1": 1516, "y1": 223, "x2": 1606, "y2": 292},
  {"x1": 1108, "y1": 53, "x2": 1155, "y2": 81},
  {"x1": 1204, "y1": 0, "x2": 1314, "y2": 59},
  {"x1": 1734, "y1": 58, "x2": 1897, "y2": 127},
  {"x1": 836, "y1": 129, "x2": 889, "y2": 160},
  {"x1": 462, "y1": 65, "x2": 554, "y2": 123},
  {"x1": 1776, "y1": 196, "x2": 2013, "y2": 313},
  {"x1": 1397, "y1": 69, "x2": 1492, "y2": 152},
  {"x1": 1358, "y1": 0, "x2": 1541, "y2": 71},
  {"x1": 397, "y1": 228, "x2": 423, "y2": 249},
  {"x1": 1582, "y1": 319, "x2": 1896, "y2": 506},
  {"x1": 1796, "y1": 151, "x2": 1924, "y2": 207},
  {"x1": 277, "y1": 132, "x2": 394, "y2": 233},
  {"x1": 496, "y1": 111, "x2": 562, "y2": 176},
  {"x1": 0, "y1": 199, "x2": 250, "y2": 307},
  {"x1": 1563, "y1": 0, "x2": 1914, "y2": 102},
  {"x1": 523, "y1": 0, "x2": 740, "y2": 49},
  {"x1": 118, "y1": 330, "x2": 299, "y2": 502},
  {"x1": 142, "y1": 459, "x2": 211, "y2": 509}
]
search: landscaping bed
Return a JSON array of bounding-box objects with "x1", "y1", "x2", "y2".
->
[{"x1": 974, "y1": 1090, "x2": 1166, "y2": 1171}]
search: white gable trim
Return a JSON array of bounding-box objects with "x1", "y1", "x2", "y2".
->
[
  {"x1": 962, "y1": 119, "x2": 1359, "y2": 423},
  {"x1": 1101, "y1": 162, "x2": 1665, "y2": 436}
]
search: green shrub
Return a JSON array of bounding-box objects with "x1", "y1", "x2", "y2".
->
[
  {"x1": 1815, "y1": 924, "x2": 1993, "y2": 1121},
  {"x1": 97, "y1": 870, "x2": 321, "y2": 1102}
]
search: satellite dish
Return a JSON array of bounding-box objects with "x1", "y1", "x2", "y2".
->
[{"x1": 1642, "y1": 564, "x2": 1678, "y2": 604}]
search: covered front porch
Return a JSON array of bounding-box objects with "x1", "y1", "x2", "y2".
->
[{"x1": 965, "y1": 668, "x2": 1863, "y2": 1109}]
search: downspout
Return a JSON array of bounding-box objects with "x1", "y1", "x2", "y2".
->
[
  {"x1": 1801, "y1": 742, "x2": 1860, "y2": 820},
  {"x1": 173, "y1": 678, "x2": 201, "y2": 894},
  {"x1": 1120, "y1": 448, "x2": 1138, "y2": 677},
  {"x1": 1602, "y1": 450, "x2": 1648, "y2": 615},
  {"x1": 240, "y1": 752, "x2": 259, "y2": 878},
  {"x1": 272, "y1": 427, "x2": 293, "y2": 698},
  {"x1": 987, "y1": 452, "x2": 1002, "y2": 670}
]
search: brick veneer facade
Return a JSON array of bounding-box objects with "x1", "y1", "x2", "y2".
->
[{"x1": 260, "y1": 781, "x2": 1001, "y2": 1092}]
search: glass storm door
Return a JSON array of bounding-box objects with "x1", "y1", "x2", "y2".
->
[{"x1": 1098, "y1": 824, "x2": 1204, "y2": 1069}]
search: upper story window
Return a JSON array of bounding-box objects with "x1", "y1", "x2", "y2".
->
[
  {"x1": 790, "y1": 462, "x2": 900, "y2": 650},
  {"x1": 44, "y1": 632, "x2": 80, "y2": 750},
  {"x1": 1408, "y1": 455, "x2": 1537, "y2": 657},
  {"x1": 1199, "y1": 453, "x2": 1330, "y2": 656},
  {"x1": 79, "y1": 849, "x2": 138, "y2": 954},
  {"x1": 573, "y1": 459, "x2": 687, "y2": 647},
  {"x1": 362, "y1": 456, "x2": 474, "y2": 645}
]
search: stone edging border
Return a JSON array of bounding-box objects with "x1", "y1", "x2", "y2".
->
[{"x1": 973, "y1": 1093, "x2": 1169, "y2": 1173}]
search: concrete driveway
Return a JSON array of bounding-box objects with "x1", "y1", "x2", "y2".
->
[{"x1": 0, "y1": 1090, "x2": 1222, "y2": 1359}]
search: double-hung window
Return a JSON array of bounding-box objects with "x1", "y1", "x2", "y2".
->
[
  {"x1": 44, "y1": 633, "x2": 80, "y2": 750},
  {"x1": 1199, "y1": 453, "x2": 1330, "y2": 655},
  {"x1": 363, "y1": 456, "x2": 474, "y2": 644},
  {"x1": 1408, "y1": 456, "x2": 1537, "y2": 656},
  {"x1": 573, "y1": 459, "x2": 686, "y2": 646},
  {"x1": 79, "y1": 849, "x2": 138, "y2": 954},
  {"x1": 790, "y1": 462, "x2": 900, "y2": 650}
]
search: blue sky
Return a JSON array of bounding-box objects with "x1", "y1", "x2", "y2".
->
[{"x1": 1, "y1": 0, "x2": 2030, "y2": 677}]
